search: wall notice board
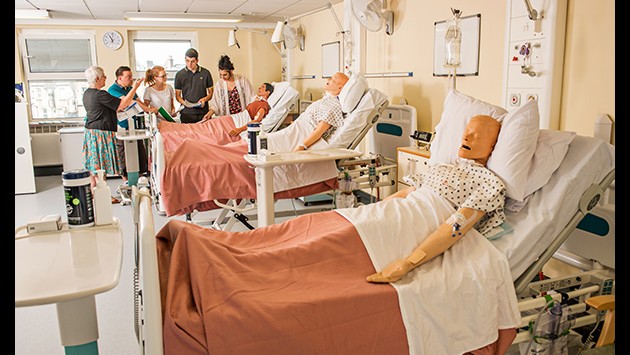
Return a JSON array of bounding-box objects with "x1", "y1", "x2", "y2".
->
[
  {"x1": 433, "y1": 13, "x2": 481, "y2": 76},
  {"x1": 322, "y1": 41, "x2": 341, "y2": 78}
]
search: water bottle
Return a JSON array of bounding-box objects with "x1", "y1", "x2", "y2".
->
[
  {"x1": 247, "y1": 122, "x2": 261, "y2": 156},
  {"x1": 445, "y1": 8, "x2": 462, "y2": 67}
]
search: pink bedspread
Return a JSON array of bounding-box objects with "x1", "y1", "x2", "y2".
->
[
  {"x1": 156, "y1": 211, "x2": 409, "y2": 354},
  {"x1": 158, "y1": 117, "x2": 339, "y2": 216},
  {"x1": 156, "y1": 211, "x2": 516, "y2": 354},
  {"x1": 158, "y1": 116, "x2": 241, "y2": 152}
]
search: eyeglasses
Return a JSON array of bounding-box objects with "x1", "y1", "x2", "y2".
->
[{"x1": 157, "y1": 75, "x2": 168, "y2": 78}]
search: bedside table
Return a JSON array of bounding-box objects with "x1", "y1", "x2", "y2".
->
[{"x1": 396, "y1": 146, "x2": 431, "y2": 191}]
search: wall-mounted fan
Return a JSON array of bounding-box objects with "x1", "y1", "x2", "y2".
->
[
  {"x1": 350, "y1": 0, "x2": 394, "y2": 35},
  {"x1": 283, "y1": 24, "x2": 305, "y2": 51}
]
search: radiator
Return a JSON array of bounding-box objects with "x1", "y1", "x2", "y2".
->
[{"x1": 29, "y1": 122, "x2": 82, "y2": 167}]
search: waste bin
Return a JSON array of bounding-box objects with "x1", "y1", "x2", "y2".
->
[{"x1": 58, "y1": 126, "x2": 85, "y2": 172}]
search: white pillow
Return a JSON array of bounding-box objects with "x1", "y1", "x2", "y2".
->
[
  {"x1": 267, "y1": 81, "x2": 290, "y2": 108},
  {"x1": 338, "y1": 73, "x2": 368, "y2": 113},
  {"x1": 429, "y1": 89, "x2": 508, "y2": 165},
  {"x1": 487, "y1": 99, "x2": 540, "y2": 201},
  {"x1": 504, "y1": 129, "x2": 576, "y2": 212},
  {"x1": 524, "y1": 129, "x2": 576, "y2": 198}
]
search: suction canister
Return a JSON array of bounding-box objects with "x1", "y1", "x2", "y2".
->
[{"x1": 62, "y1": 169, "x2": 95, "y2": 228}]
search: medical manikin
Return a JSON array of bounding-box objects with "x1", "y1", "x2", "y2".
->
[{"x1": 367, "y1": 114, "x2": 504, "y2": 283}]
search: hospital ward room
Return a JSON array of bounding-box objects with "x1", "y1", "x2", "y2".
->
[{"x1": 14, "y1": 0, "x2": 615, "y2": 354}]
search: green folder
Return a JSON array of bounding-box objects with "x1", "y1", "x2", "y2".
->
[{"x1": 157, "y1": 107, "x2": 176, "y2": 122}]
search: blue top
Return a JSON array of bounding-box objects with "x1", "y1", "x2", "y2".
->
[{"x1": 107, "y1": 82, "x2": 139, "y2": 129}]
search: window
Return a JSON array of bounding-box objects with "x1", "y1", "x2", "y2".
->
[
  {"x1": 130, "y1": 31, "x2": 196, "y2": 111},
  {"x1": 18, "y1": 30, "x2": 96, "y2": 121},
  {"x1": 130, "y1": 31, "x2": 196, "y2": 83}
]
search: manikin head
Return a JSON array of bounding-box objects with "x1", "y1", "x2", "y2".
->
[
  {"x1": 257, "y1": 83, "x2": 274, "y2": 99},
  {"x1": 324, "y1": 72, "x2": 349, "y2": 96},
  {"x1": 458, "y1": 114, "x2": 501, "y2": 166}
]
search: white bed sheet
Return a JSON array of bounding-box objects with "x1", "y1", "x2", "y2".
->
[
  {"x1": 491, "y1": 135, "x2": 615, "y2": 280},
  {"x1": 263, "y1": 88, "x2": 388, "y2": 193},
  {"x1": 335, "y1": 187, "x2": 521, "y2": 354}
]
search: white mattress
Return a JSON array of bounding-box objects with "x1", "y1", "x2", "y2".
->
[{"x1": 491, "y1": 135, "x2": 615, "y2": 280}]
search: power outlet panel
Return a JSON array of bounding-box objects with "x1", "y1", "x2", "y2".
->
[{"x1": 502, "y1": 0, "x2": 567, "y2": 129}]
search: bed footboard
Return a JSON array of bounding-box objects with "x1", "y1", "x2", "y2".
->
[{"x1": 132, "y1": 186, "x2": 164, "y2": 355}]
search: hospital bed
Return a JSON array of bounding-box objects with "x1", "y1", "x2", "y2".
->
[
  {"x1": 151, "y1": 77, "x2": 394, "y2": 226},
  {"x1": 149, "y1": 81, "x2": 299, "y2": 214},
  {"x1": 131, "y1": 101, "x2": 615, "y2": 354}
]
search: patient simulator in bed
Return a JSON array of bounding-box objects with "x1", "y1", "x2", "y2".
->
[
  {"x1": 133, "y1": 88, "x2": 615, "y2": 355},
  {"x1": 149, "y1": 80, "x2": 300, "y2": 212},
  {"x1": 153, "y1": 72, "x2": 390, "y2": 218},
  {"x1": 228, "y1": 82, "x2": 274, "y2": 137},
  {"x1": 366, "y1": 114, "x2": 506, "y2": 284}
]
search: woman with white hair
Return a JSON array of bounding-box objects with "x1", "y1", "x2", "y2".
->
[{"x1": 82, "y1": 65, "x2": 142, "y2": 196}]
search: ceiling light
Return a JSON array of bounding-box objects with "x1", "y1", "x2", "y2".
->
[
  {"x1": 271, "y1": 21, "x2": 285, "y2": 44},
  {"x1": 124, "y1": 12, "x2": 243, "y2": 23},
  {"x1": 15, "y1": 9, "x2": 50, "y2": 19}
]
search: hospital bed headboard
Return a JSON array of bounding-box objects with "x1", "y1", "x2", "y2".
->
[
  {"x1": 262, "y1": 82, "x2": 300, "y2": 133},
  {"x1": 366, "y1": 104, "x2": 416, "y2": 160},
  {"x1": 329, "y1": 88, "x2": 389, "y2": 151}
]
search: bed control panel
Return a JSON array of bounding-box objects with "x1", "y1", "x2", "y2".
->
[{"x1": 526, "y1": 271, "x2": 614, "y2": 296}]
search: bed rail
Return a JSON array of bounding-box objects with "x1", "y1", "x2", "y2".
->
[
  {"x1": 132, "y1": 186, "x2": 164, "y2": 355},
  {"x1": 513, "y1": 168, "x2": 615, "y2": 295}
]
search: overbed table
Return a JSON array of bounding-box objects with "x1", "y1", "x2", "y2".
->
[
  {"x1": 15, "y1": 219, "x2": 123, "y2": 355},
  {"x1": 116, "y1": 128, "x2": 150, "y2": 187},
  {"x1": 243, "y1": 148, "x2": 362, "y2": 227}
]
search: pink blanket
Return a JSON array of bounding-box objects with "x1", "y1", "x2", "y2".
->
[
  {"x1": 156, "y1": 211, "x2": 515, "y2": 354},
  {"x1": 160, "y1": 134, "x2": 337, "y2": 216},
  {"x1": 157, "y1": 211, "x2": 409, "y2": 354},
  {"x1": 158, "y1": 116, "x2": 241, "y2": 152}
]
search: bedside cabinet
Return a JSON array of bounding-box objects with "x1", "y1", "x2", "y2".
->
[{"x1": 396, "y1": 146, "x2": 430, "y2": 191}]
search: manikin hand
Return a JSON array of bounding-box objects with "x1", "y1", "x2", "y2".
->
[
  {"x1": 366, "y1": 259, "x2": 415, "y2": 283},
  {"x1": 229, "y1": 127, "x2": 245, "y2": 136}
]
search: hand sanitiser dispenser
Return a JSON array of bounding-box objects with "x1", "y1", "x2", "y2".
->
[{"x1": 93, "y1": 170, "x2": 114, "y2": 225}]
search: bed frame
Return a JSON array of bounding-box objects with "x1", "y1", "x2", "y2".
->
[
  {"x1": 131, "y1": 171, "x2": 615, "y2": 354},
  {"x1": 153, "y1": 88, "x2": 394, "y2": 229},
  {"x1": 513, "y1": 168, "x2": 615, "y2": 295},
  {"x1": 132, "y1": 138, "x2": 615, "y2": 354},
  {"x1": 147, "y1": 85, "x2": 299, "y2": 216}
]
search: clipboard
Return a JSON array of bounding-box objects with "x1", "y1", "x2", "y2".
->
[{"x1": 157, "y1": 107, "x2": 176, "y2": 122}]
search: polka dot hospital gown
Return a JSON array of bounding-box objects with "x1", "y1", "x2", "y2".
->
[
  {"x1": 302, "y1": 93, "x2": 345, "y2": 141},
  {"x1": 412, "y1": 159, "x2": 506, "y2": 236}
]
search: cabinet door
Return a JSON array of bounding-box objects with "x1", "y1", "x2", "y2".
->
[
  {"x1": 396, "y1": 149, "x2": 430, "y2": 190},
  {"x1": 15, "y1": 103, "x2": 36, "y2": 194}
]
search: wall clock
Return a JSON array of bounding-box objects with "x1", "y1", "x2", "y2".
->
[{"x1": 103, "y1": 31, "x2": 123, "y2": 50}]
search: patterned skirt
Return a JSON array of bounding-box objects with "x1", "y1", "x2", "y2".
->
[{"x1": 82, "y1": 128, "x2": 122, "y2": 176}]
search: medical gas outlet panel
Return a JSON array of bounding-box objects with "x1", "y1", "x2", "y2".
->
[{"x1": 502, "y1": 0, "x2": 567, "y2": 129}]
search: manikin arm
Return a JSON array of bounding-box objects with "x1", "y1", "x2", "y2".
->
[
  {"x1": 366, "y1": 207, "x2": 485, "y2": 283},
  {"x1": 294, "y1": 121, "x2": 331, "y2": 151}
]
